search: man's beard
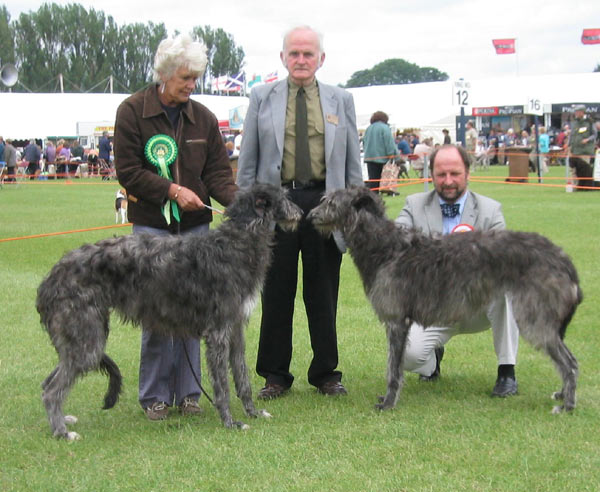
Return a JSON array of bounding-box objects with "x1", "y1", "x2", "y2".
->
[{"x1": 438, "y1": 185, "x2": 465, "y2": 203}]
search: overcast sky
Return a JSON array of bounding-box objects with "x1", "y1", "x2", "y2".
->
[{"x1": 4, "y1": 0, "x2": 600, "y2": 86}]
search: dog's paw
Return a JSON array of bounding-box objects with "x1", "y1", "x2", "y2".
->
[
  {"x1": 64, "y1": 415, "x2": 78, "y2": 425},
  {"x1": 551, "y1": 391, "x2": 564, "y2": 401},
  {"x1": 258, "y1": 409, "x2": 272, "y2": 419},
  {"x1": 375, "y1": 395, "x2": 396, "y2": 410},
  {"x1": 233, "y1": 421, "x2": 250, "y2": 430},
  {"x1": 375, "y1": 402, "x2": 394, "y2": 411},
  {"x1": 66, "y1": 431, "x2": 81, "y2": 441}
]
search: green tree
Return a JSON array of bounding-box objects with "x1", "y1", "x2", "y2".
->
[
  {"x1": 0, "y1": 5, "x2": 15, "y2": 92},
  {"x1": 113, "y1": 21, "x2": 167, "y2": 92},
  {"x1": 192, "y1": 25, "x2": 245, "y2": 91},
  {"x1": 345, "y1": 58, "x2": 448, "y2": 88},
  {"x1": 3, "y1": 3, "x2": 244, "y2": 93},
  {"x1": 12, "y1": 3, "x2": 121, "y2": 92}
]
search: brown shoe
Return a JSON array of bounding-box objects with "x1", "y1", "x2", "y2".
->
[
  {"x1": 317, "y1": 381, "x2": 348, "y2": 396},
  {"x1": 257, "y1": 383, "x2": 289, "y2": 400},
  {"x1": 145, "y1": 401, "x2": 168, "y2": 421},
  {"x1": 179, "y1": 397, "x2": 203, "y2": 416}
]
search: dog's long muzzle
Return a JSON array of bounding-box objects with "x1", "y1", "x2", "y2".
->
[{"x1": 277, "y1": 203, "x2": 303, "y2": 232}]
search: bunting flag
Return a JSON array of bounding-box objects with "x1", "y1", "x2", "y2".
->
[
  {"x1": 248, "y1": 74, "x2": 263, "y2": 89},
  {"x1": 225, "y1": 72, "x2": 245, "y2": 92},
  {"x1": 492, "y1": 38, "x2": 516, "y2": 54},
  {"x1": 581, "y1": 28, "x2": 600, "y2": 45},
  {"x1": 264, "y1": 71, "x2": 279, "y2": 83},
  {"x1": 212, "y1": 75, "x2": 229, "y2": 91}
]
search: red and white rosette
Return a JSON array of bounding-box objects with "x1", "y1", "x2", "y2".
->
[{"x1": 451, "y1": 223, "x2": 475, "y2": 234}]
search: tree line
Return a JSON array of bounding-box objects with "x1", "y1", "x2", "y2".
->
[
  {"x1": 344, "y1": 58, "x2": 449, "y2": 88},
  {"x1": 0, "y1": 3, "x2": 455, "y2": 94},
  {"x1": 0, "y1": 3, "x2": 245, "y2": 93}
]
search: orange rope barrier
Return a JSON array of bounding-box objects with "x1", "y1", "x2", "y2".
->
[
  {"x1": 0, "y1": 223, "x2": 131, "y2": 243},
  {"x1": 3, "y1": 165, "x2": 596, "y2": 241},
  {"x1": 370, "y1": 175, "x2": 598, "y2": 192}
]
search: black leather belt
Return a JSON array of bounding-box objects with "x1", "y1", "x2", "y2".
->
[{"x1": 282, "y1": 180, "x2": 325, "y2": 190}]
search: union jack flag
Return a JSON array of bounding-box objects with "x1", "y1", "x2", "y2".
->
[{"x1": 264, "y1": 71, "x2": 278, "y2": 83}]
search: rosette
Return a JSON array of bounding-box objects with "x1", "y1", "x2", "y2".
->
[{"x1": 144, "y1": 134, "x2": 180, "y2": 224}]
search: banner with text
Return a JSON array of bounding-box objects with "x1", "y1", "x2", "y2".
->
[{"x1": 492, "y1": 38, "x2": 516, "y2": 54}]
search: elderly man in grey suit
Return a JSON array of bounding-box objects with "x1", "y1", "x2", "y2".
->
[
  {"x1": 237, "y1": 25, "x2": 363, "y2": 400},
  {"x1": 395, "y1": 144, "x2": 519, "y2": 397}
]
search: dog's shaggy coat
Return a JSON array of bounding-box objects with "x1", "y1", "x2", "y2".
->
[
  {"x1": 308, "y1": 187, "x2": 581, "y2": 413},
  {"x1": 38, "y1": 184, "x2": 302, "y2": 440}
]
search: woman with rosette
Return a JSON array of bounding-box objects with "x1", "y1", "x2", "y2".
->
[{"x1": 114, "y1": 34, "x2": 237, "y2": 421}]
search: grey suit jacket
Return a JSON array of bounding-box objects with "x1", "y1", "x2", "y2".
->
[
  {"x1": 236, "y1": 78, "x2": 363, "y2": 191},
  {"x1": 395, "y1": 190, "x2": 506, "y2": 234},
  {"x1": 236, "y1": 78, "x2": 363, "y2": 251}
]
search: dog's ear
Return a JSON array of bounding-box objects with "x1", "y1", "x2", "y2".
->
[
  {"x1": 352, "y1": 188, "x2": 381, "y2": 215},
  {"x1": 253, "y1": 192, "x2": 271, "y2": 218}
]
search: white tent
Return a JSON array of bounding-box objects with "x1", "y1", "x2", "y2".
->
[
  {"x1": 348, "y1": 72, "x2": 600, "y2": 142},
  {"x1": 1, "y1": 72, "x2": 598, "y2": 144},
  {"x1": 348, "y1": 81, "x2": 454, "y2": 132},
  {"x1": 0, "y1": 92, "x2": 249, "y2": 140}
]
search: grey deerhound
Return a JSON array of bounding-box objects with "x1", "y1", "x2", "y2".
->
[
  {"x1": 38, "y1": 184, "x2": 302, "y2": 440},
  {"x1": 308, "y1": 187, "x2": 581, "y2": 414}
]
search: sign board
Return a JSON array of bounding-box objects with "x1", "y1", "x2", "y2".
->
[
  {"x1": 525, "y1": 97, "x2": 544, "y2": 116},
  {"x1": 452, "y1": 79, "x2": 471, "y2": 107},
  {"x1": 472, "y1": 107, "x2": 499, "y2": 117}
]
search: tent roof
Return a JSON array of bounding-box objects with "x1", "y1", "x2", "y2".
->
[
  {"x1": 0, "y1": 92, "x2": 249, "y2": 140},
  {"x1": 348, "y1": 72, "x2": 600, "y2": 131},
  {"x1": 1, "y1": 72, "x2": 598, "y2": 140}
]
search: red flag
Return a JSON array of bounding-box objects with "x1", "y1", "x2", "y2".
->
[
  {"x1": 492, "y1": 38, "x2": 516, "y2": 54},
  {"x1": 581, "y1": 28, "x2": 600, "y2": 45}
]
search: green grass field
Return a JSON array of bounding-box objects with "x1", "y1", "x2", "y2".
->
[{"x1": 1, "y1": 166, "x2": 599, "y2": 491}]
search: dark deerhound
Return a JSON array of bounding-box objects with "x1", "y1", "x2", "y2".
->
[
  {"x1": 38, "y1": 184, "x2": 302, "y2": 440},
  {"x1": 308, "y1": 187, "x2": 581, "y2": 414}
]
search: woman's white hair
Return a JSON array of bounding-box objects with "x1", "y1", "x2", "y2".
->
[{"x1": 153, "y1": 34, "x2": 208, "y2": 82}]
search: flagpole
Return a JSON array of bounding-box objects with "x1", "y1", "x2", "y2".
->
[{"x1": 515, "y1": 38, "x2": 519, "y2": 77}]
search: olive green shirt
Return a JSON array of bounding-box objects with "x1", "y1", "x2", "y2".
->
[
  {"x1": 282, "y1": 79, "x2": 326, "y2": 182},
  {"x1": 569, "y1": 116, "x2": 597, "y2": 157}
]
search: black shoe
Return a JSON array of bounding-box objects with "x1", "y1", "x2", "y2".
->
[
  {"x1": 317, "y1": 381, "x2": 348, "y2": 396},
  {"x1": 419, "y1": 347, "x2": 444, "y2": 382},
  {"x1": 257, "y1": 383, "x2": 289, "y2": 400},
  {"x1": 491, "y1": 376, "x2": 518, "y2": 397}
]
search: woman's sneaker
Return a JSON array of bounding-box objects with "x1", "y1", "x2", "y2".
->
[
  {"x1": 179, "y1": 397, "x2": 203, "y2": 416},
  {"x1": 145, "y1": 401, "x2": 168, "y2": 421}
]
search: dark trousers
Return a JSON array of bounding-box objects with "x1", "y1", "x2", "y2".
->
[
  {"x1": 26, "y1": 162, "x2": 40, "y2": 180},
  {"x1": 6, "y1": 166, "x2": 16, "y2": 182},
  {"x1": 365, "y1": 161, "x2": 384, "y2": 191},
  {"x1": 256, "y1": 186, "x2": 342, "y2": 389},
  {"x1": 133, "y1": 223, "x2": 208, "y2": 408},
  {"x1": 570, "y1": 156, "x2": 594, "y2": 189}
]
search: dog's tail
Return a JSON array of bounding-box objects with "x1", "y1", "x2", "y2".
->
[
  {"x1": 99, "y1": 354, "x2": 123, "y2": 409},
  {"x1": 559, "y1": 282, "x2": 583, "y2": 340}
]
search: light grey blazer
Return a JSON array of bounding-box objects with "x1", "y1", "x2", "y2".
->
[
  {"x1": 236, "y1": 77, "x2": 363, "y2": 251},
  {"x1": 236, "y1": 78, "x2": 363, "y2": 191},
  {"x1": 395, "y1": 190, "x2": 506, "y2": 234}
]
